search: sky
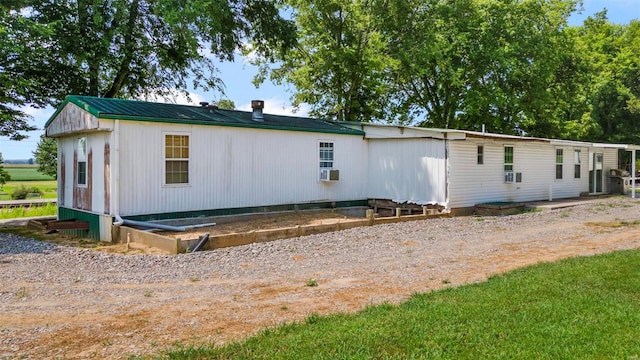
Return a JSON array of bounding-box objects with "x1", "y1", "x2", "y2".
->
[{"x1": 1, "y1": 0, "x2": 639, "y2": 160}]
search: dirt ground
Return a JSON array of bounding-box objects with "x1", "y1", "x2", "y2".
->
[
  {"x1": 2, "y1": 201, "x2": 640, "y2": 359},
  {"x1": 160, "y1": 211, "x2": 363, "y2": 240}
]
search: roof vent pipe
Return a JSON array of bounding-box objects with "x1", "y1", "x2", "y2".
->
[
  {"x1": 482, "y1": 124, "x2": 486, "y2": 134},
  {"x1": 251, "y1": 100, "x2": 264, "y2": 122}
]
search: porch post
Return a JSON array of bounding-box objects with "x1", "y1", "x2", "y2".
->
[{"x1": 632, "y1": 149, "x2": 636, "y2": 199}]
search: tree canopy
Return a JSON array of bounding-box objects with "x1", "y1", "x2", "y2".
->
[
  {"x1": 3, "y1": 0, "x2": 640, "y2": 145},
  {"x1": 254, "y1": 0, "x2": 640, "y2": 143},
  {"x1": 33, "y1": 134, "x2": 57, "y2": 179},
  {"x1": 1, "y1": 0, "x2": 296, "y2": 139}
]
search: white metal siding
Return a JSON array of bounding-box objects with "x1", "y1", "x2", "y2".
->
[
  {"x1": 57, "y1": 133, "x2": 109, "y2": 214},
  {"x1": 366, "y1": 138, "x2": 446, "y2": 205},
  {"x1": 58, "y1": 137, "x2": 74, "y2": 208},
  {"x1": 88, "y1": 133, "x2": 106, "y2": 214},
  {"x1": 602, "y1": 148, "x2": 618, "y2": 194},
  {"x1": 449, "y1": 139, "x2": 591, "y2": 208},
  {"x1": 117, "y1": 121, "x2": 368, "y2": 216}
]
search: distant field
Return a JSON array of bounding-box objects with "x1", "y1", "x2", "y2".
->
[
  {"x1": 1, "y1": 165, "x2": 57, "y2": 201},
  {"x1": 4, "y1": 165, "x2": 55, "y2": 181}
]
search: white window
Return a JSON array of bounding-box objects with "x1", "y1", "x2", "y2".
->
[
  {"x1": 77, "y1": 137, "x2": 87, "y2": 186},
  {"x1": 574, "y1": 149, "x2": 581, "y2": 179},
  {"x1": 319, "y1": 142, "x2": 334, "y2": 169},
  {"x1": 556, "y1": 148, "x2": 563, "y2": 180},
  {"x1": 504, "y1": 146, "x2": 513, "y2": 171},
  {"x1": 165, "y1": 134, "x2": 189, "y2": 185},
  {"x1": 504, "y1": 146, "x2": 514, "y2": 183}
]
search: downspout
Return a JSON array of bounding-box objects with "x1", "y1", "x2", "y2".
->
[
  {"x1": 444, "y1": 134, "x2": 450, "y2": 211},
  {"x1": 113, "y1": 119, "x2": 124, "y2": 225},
  {"x1": 632, "y1": 149, "x2": 636, "y2": 199}
]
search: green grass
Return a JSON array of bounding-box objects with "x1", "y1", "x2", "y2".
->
[
  {"x1": 0, "y1": 203, "x2": 57, "y2": 219},
  {"x1": 0, "y1": 180, "x2": 57, "y2": 201},
  {"x1": 4, "y1": 165, "x2": 54, "y2": 181},
  {"x1": 151, "y1": 250, "x2": 640, "y2": 359}
]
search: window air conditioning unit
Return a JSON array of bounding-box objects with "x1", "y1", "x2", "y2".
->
[
  {"x1": 504, "y1": 171, "x2": 516, "y2": 183},
  {"x1": 320, "y1": 168, "x2": 339, "y2": 181}
]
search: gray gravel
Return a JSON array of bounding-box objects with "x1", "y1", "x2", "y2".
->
[{"x1": 2, "y1": 196, "x2": 640, "y2": 359}]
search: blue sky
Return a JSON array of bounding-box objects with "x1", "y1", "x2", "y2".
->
[{"x1": 2, "y1": 0, "x2": 639, "y2": 160}]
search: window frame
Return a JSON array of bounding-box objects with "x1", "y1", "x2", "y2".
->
[
  {"x1": 319, "y1": 141, "x2": 334, "y2": 170},
  {"x1": 163, "y1": 133, "x2": 190, "y2": 186},
  {"x1": 504, "y1": 146, "x2": 514, "y2": 172},
  {"x1": 556, "y1": 148, "x2": 563, "y2": 180},
  {"x1": 77, "y1": 137, "x2": 88, "y2": 187},
  {"x1": 574, "y1": 149, "x2": 581, "y2": 179},
  {"x1": 477, "y1": 145, "x2": 484, "y2": 165},
  {"x1": 318, "y1": 140, "x2": 335, "y2": 181}
]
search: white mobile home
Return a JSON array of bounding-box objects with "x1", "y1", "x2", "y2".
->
[
  {"x1": 349, "y1": 123, "x2": 633, "y2": 212},
  {"x1": 46, "y1": 96, "x2": 637, "y2": 240},
  {"x1": 45, "y1": 96, "x2": 368, "y2": 240}
]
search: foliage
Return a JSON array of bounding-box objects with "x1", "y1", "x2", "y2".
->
[
  {"x1": 252, "y1": 0, "x2": 639, "y2": 142},
  {"x1": 0, "y1": 6, "x2": 44, "y2": 140},
  {"x1": 575, "y1": 13, "x2": 640, "y2": 143},
  {"x1": 10, "y1": 184, "x2": 42, "y2": 200},
  {"x1": 216, "y1": 99, "x2": 236, "y2": 110},
  {"x1": 253, "y1": 0, "x2": 394, "y2": 122},
  {"x1": 1, "y1": 0, "x2": 297, "y2": 137},
  {"x1": 33, "y1": 135, "x2": 57, "y2": 179},
  {"x1": 156, "y1": 250, "x2": 640, "y2": 359},
  {"x1": 0, "y1": 202, "x2": 57, "y2": 219},
  {"x1": 0, "y1": 181, "x2": 57, "y2": 201},
  {"x1": 379, "y1": 0, "x2": 580, "y2": 132},
  {"x1": 0, "y1": 152, "x2": 10, "y2": 186}
]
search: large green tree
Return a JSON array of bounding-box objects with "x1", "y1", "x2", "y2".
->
[
  {"x1": 382, "y1": 0, "x2": 579, "y2": 133},
  {"x1": 1, "y1": 0, "x2": 296, "y2": 139},
  {"x1": 33, "y1": 134, "x2": 57, "y2": 179},
  {"x1": 0, "y1": 152, "x2": 10, "y2": 187},
  {"x1": 253, "y1": 0, "x2": 393, "y2": 122},
  {"x1": 576, "y1": 13, "x2": 640, "y2": 143},
  {"x1": 0, "y1": 4, "x2": 48, "y2": 140}
]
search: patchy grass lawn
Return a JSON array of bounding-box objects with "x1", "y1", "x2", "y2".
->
[
  {"x1": 0, "y1": 203, "x2": 57, "y2": 219},
  {"x1": 152, "y1": 250, "x2": 640, "y2": 359},
  {"x1": 0, "y1": 180, "x2": 57, "y2": 201}
]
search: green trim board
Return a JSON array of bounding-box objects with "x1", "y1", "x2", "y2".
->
[
  {"x1": 58, "y1": 206, "x2": 102, "y2": 239},
  {"x1": 123, "y1": 200, "x2": 369, "y2": 222},
  {"x1": 46, "y1": 95, "x2": 365, "y2": 136}
]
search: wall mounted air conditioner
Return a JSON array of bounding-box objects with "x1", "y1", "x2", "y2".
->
[
  {"x1": 504, "y1": 171, "x2": 515, "y2": 183},
  {"x1": 320, "y1": 168, "x2": 339, "y2": 181}
]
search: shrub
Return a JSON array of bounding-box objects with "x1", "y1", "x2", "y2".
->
[{"x1": 11, "y1": 185, "x2": 42, "y2": 200}]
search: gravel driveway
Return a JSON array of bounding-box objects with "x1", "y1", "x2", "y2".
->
[{"x1": 2, "y1": 197, "x2": 640, "y2": 359}]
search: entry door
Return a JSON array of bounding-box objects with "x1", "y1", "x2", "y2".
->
[{"x1": 589, "y1": 152, "x2": 604, "y2": 194}]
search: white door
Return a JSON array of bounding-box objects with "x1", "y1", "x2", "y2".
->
[{"x1": 589, "y1": 152, "x2": 604, "y2": 194}]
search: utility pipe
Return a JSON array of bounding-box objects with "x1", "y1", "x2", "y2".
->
[
  {"x1": 113, "y1": 119, "x2": 124, "y2": 226},
  {"x1": 122, "y1": 219, "x2": 216, "y2": 232},
  {"x1": 122, "y1": 219, "x2": 188, "y2": 232}
]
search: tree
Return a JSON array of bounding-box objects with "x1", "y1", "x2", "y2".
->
[
  {"x1": 575, "y1": 13, "x2": 640, "y2": 143},
  {"x1": 0, "y1": 152, "x2": 10, "y2": 187},
  {"x1": 381, "y1": 0, "x2": 579, "y2": 133},
  {"x1": 33, "y1": 134, "x2": 57, "y2": 179},
  {"x1": 0, "y1": 6, "x2": 47, "y2": 140},
  {"x1": 1, "y1": 0, "x2": 297, "y2": 135},
  {"x1": 217, "y1": 99, "x2": 236, "y2": 110},
  {"x1": 253, "y1": 0, "x2": 393, "y2": 122}
]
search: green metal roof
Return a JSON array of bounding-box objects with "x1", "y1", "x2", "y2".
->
[{"x1": 45, "y1": 95, "x2": 365, "y2": 136}]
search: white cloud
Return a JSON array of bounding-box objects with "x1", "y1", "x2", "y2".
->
[{"x1": 238, "y1": 96, "x2": 310, "y2": 117}]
